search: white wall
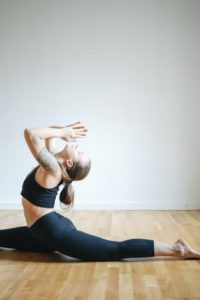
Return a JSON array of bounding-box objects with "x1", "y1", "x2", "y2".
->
[{"x1": 0, "y1": 0, "x2": 200, "y2": 210}]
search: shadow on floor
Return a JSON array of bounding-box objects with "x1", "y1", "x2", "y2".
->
[{"x1": 0, "y1": 249, "x2": 191, "y2": 263}]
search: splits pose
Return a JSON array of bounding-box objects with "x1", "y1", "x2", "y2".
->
[{"x1": 0, "y1": 122, "x2": 200, "y2": 261}]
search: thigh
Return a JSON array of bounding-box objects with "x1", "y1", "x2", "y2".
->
[
  {"x1": 0, "y1": 226, "x2": 53, "y2": 252},
  {"x1": 55, "y1": 225, "x2": 120, "y2": 261},
  {"x1": 28, "y1": 212, "x2": 76, "y2": 251},
  {"x1": 29, "y1": 212, "x2": 120, "y2": 261}
]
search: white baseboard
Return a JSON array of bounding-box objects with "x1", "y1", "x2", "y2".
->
[{"x1": 0, "y1": 201, "x2": 199, "y2": 210}]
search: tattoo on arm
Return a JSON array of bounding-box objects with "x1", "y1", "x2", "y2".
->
[{"x1": 38, "y1": 148, "x2": 60, "y2": 172}]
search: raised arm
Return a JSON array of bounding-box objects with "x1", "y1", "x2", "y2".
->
[
  {"x1": 24, "y1": 122, "x2": 88, "y2": 173},
  {"x1": 45, "y1": 137, "x2": 57, "y2": 154},
  {"x1": 24, "y1": 127, "x2": 63, "y2": 173},
  {"x1": 45, "y1": 126, "x2": 63, "y2": 154}
]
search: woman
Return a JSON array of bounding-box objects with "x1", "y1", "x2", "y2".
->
[{"x1": 0, "y1": 122, "x2": 200, "y2": 261}]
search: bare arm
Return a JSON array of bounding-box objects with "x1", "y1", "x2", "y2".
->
[
  {"x1": 24, "y1": 127, "x2": 63, "y2": 173},
  {"x1": 24, "y1": 122, "x2": 88, "y2": 173},
  {"x1": 45, "y1": 138, "x2": 57, "y2": 154},
  {"x1": 45, "y1": 126, "x2": 62, "y2": 154},
  {"x1": 45, "y1": 124, "x2": 81, "y2": 154}
]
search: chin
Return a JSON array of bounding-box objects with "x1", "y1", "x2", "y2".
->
[{"x1": 64, "y1": 144, "x2": 68, "y2": 153}]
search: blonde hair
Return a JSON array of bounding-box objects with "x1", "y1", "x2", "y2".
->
[{"x1": 59, "y1": 158, "x2": 91, "y2": 210}]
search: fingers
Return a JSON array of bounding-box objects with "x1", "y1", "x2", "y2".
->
[
  {"x1": 74, "y1": 128, "x2": 87, "y2": 133},
  {"x1": 73, "y1": 128, "x2": 87, "y2": 133},
  {"x1": 72, "y1": 122, "x2": 88, "y2": 130},
  {"x1": 63, "y1": 122, "x2": 88, "y2": 142},
  {"x1": 66, "y1": 122, "x2": 81, "y2": 127},
  {"x1": 66, "y1": 121, "x2": 88, "y2": 132},
  {"x1": 72, "y1": 122, "x2": 88, "y2": 138},
  {"x1": 66, "y1": 132, "x2": 87, "y2": 141},
  {"x1": 66, "y1": 121, "x2": 85, "y2": 128},
  {"x1": 73, "y1": 135, "x2": 87, "y2": 139},
  {"x1": 73, "y1": 129, "x2": 87, "y2": 136}
]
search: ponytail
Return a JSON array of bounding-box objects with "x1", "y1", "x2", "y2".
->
[
  {"x1": 59, "y1": 163, "x2": 75, "y2": 210},
  {"x1": 59, "y1": 182, "x2": 74, "y2": 210},
  {"x1": 58, "y1": 157, "x2": 91, "y2": 210}
]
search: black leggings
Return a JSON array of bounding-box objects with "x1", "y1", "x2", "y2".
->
[{"x1": 0, "y1": 212, "x2": 154, "y2": 261}]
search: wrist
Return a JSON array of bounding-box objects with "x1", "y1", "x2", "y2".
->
[{"x1": 49, "y1": 125, "x2": 63, "y2": 129}]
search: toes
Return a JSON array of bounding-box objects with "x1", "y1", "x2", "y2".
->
[
  {"x1": 174, "y1": 240, "x2": 200, "y2": 258},
  {"x1": 175, "y1": 239, "x2": 187, "y2": 247},
  {"x1": 175, "y1": 239, "x2": 183, "y2": 245}
]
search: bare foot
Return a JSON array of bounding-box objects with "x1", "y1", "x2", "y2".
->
[{"x1": 174, "y1": 239, "x2": 200, "y2": 259}]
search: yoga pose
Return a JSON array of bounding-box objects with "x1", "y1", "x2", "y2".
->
[{"x1": 0, "y1": 122, "x2": 200, "y2": 261}]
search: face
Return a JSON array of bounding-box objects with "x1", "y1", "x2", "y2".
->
[{"x1": 64, "y1": 144, "x2": 89, "y2": 169}]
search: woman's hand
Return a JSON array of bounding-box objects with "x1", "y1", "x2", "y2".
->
[{"x1": 61, "y1": 122, "x2": 88, "y2": 142}]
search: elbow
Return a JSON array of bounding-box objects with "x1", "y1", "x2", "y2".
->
[
  {"x1": 24, "y1": 128, "x2": 31, "y2": 137},
  {"x1": 24, "y1": 128, "x2": 35, "y2": 140}
]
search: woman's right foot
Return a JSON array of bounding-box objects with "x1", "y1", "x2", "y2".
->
[{"x1": 174, "y1": 239, "x2": 200, "y2": 258}]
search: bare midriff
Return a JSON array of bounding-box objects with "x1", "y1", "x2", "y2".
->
[{"x1": 22, "y1": 197, "x2": 54, "y2": 228}]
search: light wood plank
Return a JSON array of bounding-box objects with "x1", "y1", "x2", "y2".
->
[{"x1": 0, "y1": 210, "x2": 200, "y2": 299}]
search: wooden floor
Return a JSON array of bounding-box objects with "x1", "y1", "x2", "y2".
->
[{"x1": 0, "y1": 210, "x2": 200, "y2": 300}]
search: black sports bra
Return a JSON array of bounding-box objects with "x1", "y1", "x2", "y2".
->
[{"x1": 21, "y1": 166, "x2": 63, "y2": 208}]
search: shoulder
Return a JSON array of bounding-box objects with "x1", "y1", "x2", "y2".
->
[
  {"x1": 36, "y1": 165, "x2": 63, "y2": 187},
  {"x1": 38, "y1": 148, "x2": 61, "y2": 173}
]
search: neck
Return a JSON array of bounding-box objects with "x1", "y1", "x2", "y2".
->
[{"x1": 54, "y1": 149, "x2": 66, "y2": 165}]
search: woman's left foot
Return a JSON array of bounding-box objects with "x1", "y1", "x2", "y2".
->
[{"x1": 174, "y1": 239, "x2": 200, "y2": 258}]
